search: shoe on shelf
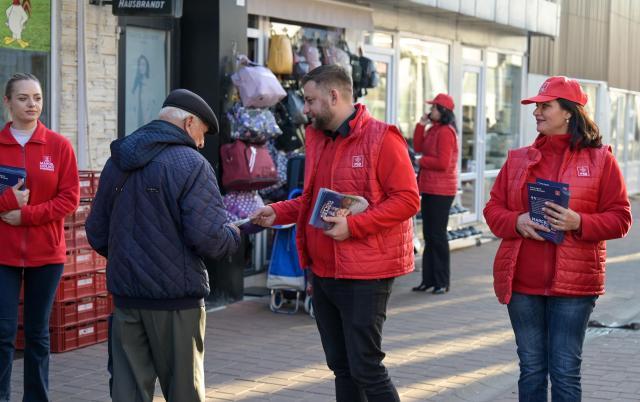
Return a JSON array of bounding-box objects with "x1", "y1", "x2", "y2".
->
[
  {"x1": 432, "y1": 287, "x2": 449, "y2": 295},
  {"x1": 412, "y1": 283, "x2": 433, "y2": 292}
]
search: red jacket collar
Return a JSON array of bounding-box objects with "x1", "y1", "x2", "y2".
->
[{"x1": 0, "y1": 120, "x2": 47, "y2": 145}]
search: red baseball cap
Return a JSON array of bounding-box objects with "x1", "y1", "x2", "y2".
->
[
  {"x1": 426, "y1": 93, "x2": 454, "y2": 111},
  {"x1": 521, "y1": 76, "x2": 588, "y2": 106}
]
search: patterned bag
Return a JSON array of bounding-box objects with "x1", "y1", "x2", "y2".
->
[
  {"x1": 223, "y1": 191, "x2": 265, "y2": 234},
  {"x1": 227, "y1": 103, "x2": 282, "y2": 144}
]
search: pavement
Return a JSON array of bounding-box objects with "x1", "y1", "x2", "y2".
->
[{"x1": 8, "y1": 197, "x2": 640, "y2": 402}]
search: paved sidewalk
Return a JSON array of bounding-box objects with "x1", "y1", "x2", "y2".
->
[{"x1": 8, "y1": 199, "x2": 640, "y2": 401}]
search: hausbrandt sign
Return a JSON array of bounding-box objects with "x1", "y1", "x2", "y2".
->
[{"x1": 112, "y1": 0, "x2": 183, "y2": 17}]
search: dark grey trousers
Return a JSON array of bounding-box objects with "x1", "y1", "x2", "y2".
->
[{"x1": 111, "y1": 306, "x2": 206, "y2": 402}]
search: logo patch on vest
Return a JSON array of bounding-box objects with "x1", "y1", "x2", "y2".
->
[
  {"x1": 352, "y1": 155, "x2": 364, "y2": 168},
  {"x1": 39, "y1": 155, "x2": 55, "y2": 172},
  {"x1": 576, "y1": 166, "x2": 590, "y2": 177}
]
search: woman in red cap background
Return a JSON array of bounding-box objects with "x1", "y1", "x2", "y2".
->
[
  {"x1": 412, "y1": 93, "x2": 459, "y2": 294},
  {"x1": 484, "y1": 76, "x2": 632, "y2": 401}
]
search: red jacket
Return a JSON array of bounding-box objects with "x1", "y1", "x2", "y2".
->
[
  {"x1": 0, "y1": 121, "x2": 80, "y2": 267},
  {"x1": 484, "y1": 137, "x2": 632, "y2": 304},
  {"x1": 413, "y1": 122, "x2": 458, "y2": 196},
  {"x1": 271, "y1": 105, "x2": 420, "y2": 279}
]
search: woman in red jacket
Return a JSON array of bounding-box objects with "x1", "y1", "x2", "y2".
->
[
  {"x1": 0, "y1": 73, "x2": 79, "y2": 402},
  {"x1": 484, "y1": 76, "x2": 632, "y2": 401},
  {"x1": 412, "y1": 93, "x2": 459, "y2": 294}
]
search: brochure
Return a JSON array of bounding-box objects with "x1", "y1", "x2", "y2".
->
[
  {"x1": 309, "y1": 188, "x2": 369, "y2": 230},
  {"x1": 0, "y1": 165, "x2": 26, "y2": 193},
  {"x1": 527, "y1": 178, "x2": 570, "y2": 244}
]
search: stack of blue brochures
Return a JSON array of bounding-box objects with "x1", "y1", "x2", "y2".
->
[
  {"x1": 0, "y1": 165, "x2": 26, "y2": 192},
  {"x1": 527, "y1": 178, "x2": 570, "y2": 244}
]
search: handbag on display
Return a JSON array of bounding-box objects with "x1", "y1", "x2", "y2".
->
[
  {"x1": 227, "y1": 103, "x2": 282, "y2": 144},
  {"x1": 231, "y1": 57, "x2": 286, "y2": 108},
  {"x1": 292, "y1": 53, "x2": 310, "y2": 80},
  {"x1": 267, "y1": 34, "x2": 294, "y2": 75},
  {"x1": 322, "y1": 45, "x2": 352, "y2": 76},
  {"x1": 301, "y1": 41, "x2": 321, "y2": 70},
  {"x1": 220, "y1": 140, "x2": 279, "y2": 191},
  {"x1": 223, "y1": 191, "x2": 266, "y2": 235},
  {"x1": 285, "y1": 90, "x2": 306, "y2": 125}
]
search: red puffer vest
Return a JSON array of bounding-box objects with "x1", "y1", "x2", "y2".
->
[
  {"x1": 294, "y1": 105, "x2": 415, "y2": 279},
  {"x1": 415, "y1": 123, "x2": 458, "y2": 196},
  {"x1": 493, "y1": 144, "x2": 612, "y2": 304}
]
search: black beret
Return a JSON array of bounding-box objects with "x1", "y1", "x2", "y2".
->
[{"x1": 162, "y1": 89, "x2": 219, "y2": 135}]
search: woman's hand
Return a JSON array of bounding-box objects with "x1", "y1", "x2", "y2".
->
[
  {"x1": 419, "y1": 112, "x2": 430, "y2": 126},
  {"x1": 543, "y1": 202, "x2": 581, "y2": 232},
  {"x1": 1, "y1": 210, "x2": 21, "y2": 226},
  {"x1": 12, "y1": 179, "x2": 29, "y2": 207},
  {"x1": 516, "y1": 212, "x2": 549, "y2": 240}
]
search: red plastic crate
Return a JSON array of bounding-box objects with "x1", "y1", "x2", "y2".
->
[
  {"x1": 19, "y1": 270, "x2": 106, "y2": 302},
  {"x1": 50, "y1": 295, "x2": 111, "y2": 327},
  {"x1": 64, "y1": 249, "x2": 95, "y2": 274},
  {"x1": 64, "y1": 225, "x2": 90, "y2": 251},
  {"x1": 79, "y1": 171, "x2": 100, "y2": 199},
  {"x1": 17, "y1": 294, "x2": 111, "y2": 327},
  {"x1": 64, "y1": 202, "x2": 92, "y2": 226},
  {"x1": 93, "y1": 251, "x2": 107, "y2": 270},
  {"x1": 15, "y1": 319, "x2": 109, "y2": 353},
  {"x1": 55, "y1": 271, "x2": 107, "y2": 302}
]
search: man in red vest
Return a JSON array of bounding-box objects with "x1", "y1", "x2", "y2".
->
[{"x1": 252, "y1": 65, "x2": 420, "y2": 401}]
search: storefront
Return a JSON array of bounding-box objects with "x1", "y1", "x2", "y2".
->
[{"x1": 0, "y1": 0, "x2": 52, "y2": 127}]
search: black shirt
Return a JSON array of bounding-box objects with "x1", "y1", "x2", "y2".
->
[{"x1": 324, "y1": 109, "x2": 357, "y2": 140}]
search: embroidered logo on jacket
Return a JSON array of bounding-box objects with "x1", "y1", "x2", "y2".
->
[
  {"x1": 352, "y1": 155, "x2": 364, "y2": 168},
  {"x1": 577, "y1": 166, "x2": 590, "y2": 177},
  {"x1": 39, "y1": 155, "x2": 55, "y2": 172}
]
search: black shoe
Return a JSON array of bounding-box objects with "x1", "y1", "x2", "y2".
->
[
  {"x1": 412, "y1": 283, "x2": 433, "y2": 292},
  {"x1": 432, "y1": 287, "x2": 449, "y2": 295}
]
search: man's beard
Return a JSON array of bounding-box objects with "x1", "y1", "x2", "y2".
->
[{"x1": 310, "y1": 101, "x2": 333, "y2": 131}]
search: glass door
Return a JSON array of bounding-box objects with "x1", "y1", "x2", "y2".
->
[
  {"x1": 459, "y1": 66, "x2": 485, "y2": 222},
  {"x1": 359, "y1": 50, "x2": 393, "y2": 123}
]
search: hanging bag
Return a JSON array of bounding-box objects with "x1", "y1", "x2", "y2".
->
[
  {"x1": 267, "y1": 225, "x2": 305, "y2": 291},
  {"x1": 231, "y1": 57, "x2": 286, "y2": 108},
  {"x1": 220, "y1": 141, "x2": 279, "y2": 191},
  {"x1": 227, "y1": 103, "x2": 282, "y2": 143},
  {"x1": 267, "y1": 34, "x2": 294, "y2": 75}
]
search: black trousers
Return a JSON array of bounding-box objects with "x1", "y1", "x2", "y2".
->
[
  {"x1": 312, "y1": 276, "x2": 400, "y2": 402},
  {"x1": 421, "y1": 193, "x2": 455, "y2": 288}
]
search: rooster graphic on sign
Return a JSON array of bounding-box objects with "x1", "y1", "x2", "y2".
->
[{"x1": 5, "y1": 0, "x2": 31, "y2": 48}]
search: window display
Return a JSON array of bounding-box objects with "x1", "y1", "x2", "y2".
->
[
  {"x1": 397, "y1": 38, "x2": 449, "y2": 137},
  {"x1": 484, "y1": 52, "x2": 522, "y2": 171}
]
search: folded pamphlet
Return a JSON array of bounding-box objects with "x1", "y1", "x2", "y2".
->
[
  {"x1": 309, "y1": 188, "x2": 369, "y2": 230},
  {"x1": 527, "y1": 178, "x2": 570, "y2": 244},
  {"x1": 0, "y1": 164, "x2": 26, "y2": 193}
]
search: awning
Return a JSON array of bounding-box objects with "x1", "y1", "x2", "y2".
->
[{"x1": 247, "y1": 0, "x2": 374, "y2": 31}]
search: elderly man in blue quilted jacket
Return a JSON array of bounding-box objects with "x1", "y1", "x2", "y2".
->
[{"x1": 86, "y1": 89, "x2": 241, "y2": 402}]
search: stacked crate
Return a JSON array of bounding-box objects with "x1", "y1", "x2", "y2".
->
[{"x1": 16, "y1": 170, "x2": 111, "y2": 353}]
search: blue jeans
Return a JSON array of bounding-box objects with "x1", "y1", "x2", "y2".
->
[
  {"x1": 0, "y1": 264, "x2": 64, "y2": 402},
  {"x1": 507, "y1": 292, "x2": 597, "y2": 402},
  {"x1": 312, "y1": 276, "x2": 400, "y2": 402}
]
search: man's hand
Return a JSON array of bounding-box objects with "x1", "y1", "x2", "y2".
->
[
  {"x1": 250, "y1": 206, "x2": 276, "y2": 227},
  {"x1": 516, "y1": 212, "x2": 548, "y2": 241},
  {"x1": 543, "y1": 201, "x2": 581, "y2": 232},
  {"x1": 323, "y1": 216, "x2": 351, "y2": 241},
  {"x1": 12, "y1": 179, "x2": 29, "y2": 207},
  {"x1": 1, "y1": 209, "x2": 22, "y2": 226},
  {"x1": 226, "y1": 223, "x2": 241, "y2": 237}
]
